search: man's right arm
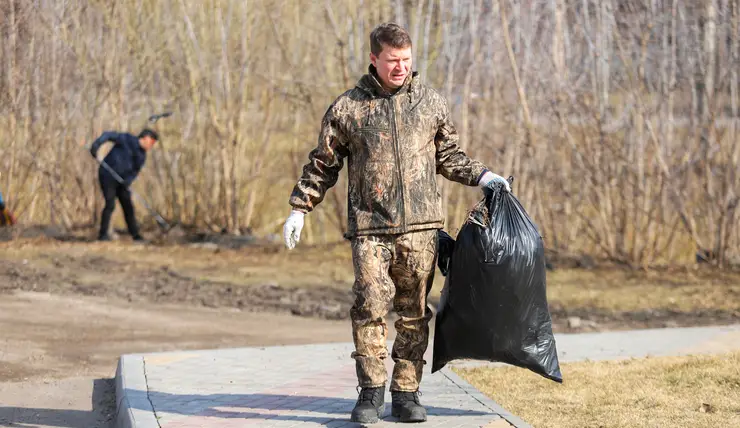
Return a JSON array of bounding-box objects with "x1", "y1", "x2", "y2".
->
[
  {"x1": 89, "y1": 131, "x2": 121, "y2": 158},
  {"x1": 288, "y1": 102, "x2": 350, "y2": 214}
]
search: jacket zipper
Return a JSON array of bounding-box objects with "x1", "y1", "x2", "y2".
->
[{"x1": 388, "y1": 96, "x2": 406, "y2": 231}]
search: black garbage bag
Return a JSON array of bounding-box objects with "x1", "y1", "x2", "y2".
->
[
  {"x1": 432, "y1": 179, "x2": 562, "y2": 383},
  {"x1": 436, "y1": 229, "x2": 456, "y2": 277}
]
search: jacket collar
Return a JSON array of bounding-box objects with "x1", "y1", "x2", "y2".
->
[{"x1": 356, "y1": 64, "x2": 420, "y2": 99}]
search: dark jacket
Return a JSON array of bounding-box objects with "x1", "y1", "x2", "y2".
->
[
  {"x1": 90, "y1": 132, "x2": 147, "y2": 185},
  {"x1": 289, "y1": 66, "x2": 490, "y2": 238}
]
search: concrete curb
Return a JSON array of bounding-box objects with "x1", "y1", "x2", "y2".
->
[
  {"x1": 440, "y1": 367, "x2": 532, "y2": 428},
  {"x1": 115, "y1": 355, "x2": 160, "y2": 428}
]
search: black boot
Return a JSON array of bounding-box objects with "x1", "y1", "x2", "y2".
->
[
  {"x1": 391, "y1": 391, "x2": 427, "y2": 423},
  {"x1": 350, "y1": 386, "x2": 385, "y2": 424}
]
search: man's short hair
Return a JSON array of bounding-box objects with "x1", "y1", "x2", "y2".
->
[
  {"x1": 370, "y1": 23, "x2": 412, "y2": 56},
  {"x1": 138, "y1": 128, "x2": 159, "y2": 141}
]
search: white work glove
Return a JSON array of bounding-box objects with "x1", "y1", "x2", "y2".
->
[
  {"x1": 478, "y1": 171, "x2": 511, "y2": 193},
  {"x1": 283, "y1": 210, "x2": 305, "y2": 249}
]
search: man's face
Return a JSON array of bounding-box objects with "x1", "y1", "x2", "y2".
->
[
  {"x1": 140, "y1": 136, "x2": 156, "y2": 151},
  {"x1": 370, "y1": 44, "x2": 412, "y2": 90}
]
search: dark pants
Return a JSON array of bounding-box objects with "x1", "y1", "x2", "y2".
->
[{"x1": 99, "y1": 173, "x2": 140, "y2": 239}]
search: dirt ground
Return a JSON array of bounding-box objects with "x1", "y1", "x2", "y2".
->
[
  {"x1": 0, "y1": 225, "x2": 738, "y2": 427},
  {"x1": 0, "y1": 291, "x2": 352, "y2": 427},
  {"x1": 0, "y1": 227, "x2": 359, "y2": 427}
]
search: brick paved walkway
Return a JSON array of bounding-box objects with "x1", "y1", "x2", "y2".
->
[
  {"x1": 116, "y1": 324, "x2": 740, "y2": 427},
  {"x1": 115, "y1": 342, "x2": 529, "y2": 428}
]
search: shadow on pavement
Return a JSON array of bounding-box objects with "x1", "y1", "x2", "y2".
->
[
  {"x1": 0, "y1": 378, "x2": 115, "y2": 428},
  {"x1": 128, "y1": 391, "x2": 493, "y2": 426}
]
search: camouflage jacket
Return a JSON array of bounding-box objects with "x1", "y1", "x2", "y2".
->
[{"x1": 289, "y1": 66, "x2": 490, "y2": 238}]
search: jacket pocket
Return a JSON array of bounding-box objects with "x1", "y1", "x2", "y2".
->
[
  {"x1": 404, "y1": 152, "x2": 444, "y2": 226},
  {"x1": 359, "y1": 161, "x2": 402, "y2": 229}
]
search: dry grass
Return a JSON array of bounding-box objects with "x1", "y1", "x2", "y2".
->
[
  {"x1": 0, "y1": 238, "x2": 357, "y2": 290},
  {"x1": 546, "y1": 268, "x2": 740, "y2": 313},
  {"x1": 457, "y1": 352, "x2": 740, "y2": 428}
]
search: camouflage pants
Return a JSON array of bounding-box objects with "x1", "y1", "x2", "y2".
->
[{"x1": 350, "y1": 229, "x2": 437, "y2": 392}]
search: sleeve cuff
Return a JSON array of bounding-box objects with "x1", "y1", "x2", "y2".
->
[{"x1": 477, "y1": 169, "x2": 490, "y2": 185}]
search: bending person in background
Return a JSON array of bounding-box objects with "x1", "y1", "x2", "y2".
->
[{"x1": 89, "y1": 129, "x2": 158, "y2": 241}]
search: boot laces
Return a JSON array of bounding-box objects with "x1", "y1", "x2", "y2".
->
[
  {"x1": 395, "y1": 390, "x2": 421, "y2": 404},
  {"x1": 357, "y1": 386, "x2": 383, "y2": 405}
]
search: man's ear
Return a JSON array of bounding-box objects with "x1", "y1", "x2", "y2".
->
[{"x1": 370, "y1": 52, "x2": 377, "y2": 67}]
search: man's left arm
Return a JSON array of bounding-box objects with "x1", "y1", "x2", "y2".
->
[{"x1": 434, "y1": 98, "x2": 510, "y2": 192}]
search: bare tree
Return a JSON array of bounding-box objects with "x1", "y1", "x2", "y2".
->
[{"x1": 0, "y1": 0, "x2": 738, "y2": 267}]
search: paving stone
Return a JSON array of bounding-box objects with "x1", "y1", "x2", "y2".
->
[{"x1": 115, "y1": 341, "x2": 530, "y2": 427}]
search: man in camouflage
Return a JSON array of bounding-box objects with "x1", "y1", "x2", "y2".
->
[{"x1": 283, "y1": 22, "x2": 510, "y2": 424}]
